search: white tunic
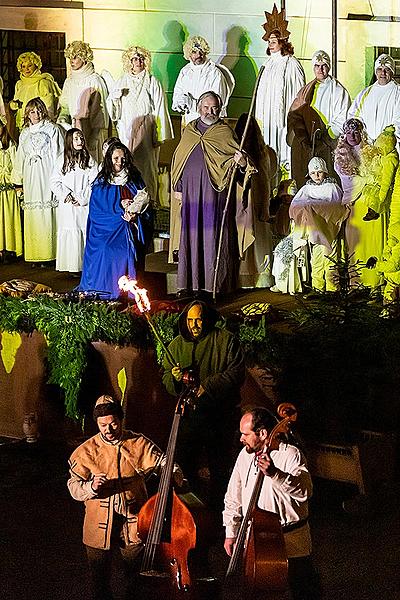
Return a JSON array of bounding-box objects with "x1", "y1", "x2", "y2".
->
[
  {"x1": 107, "y1": 70, "x2": 173, "y2": 204},
  {"x1": 58, "y1": 63, "x2": 109, "y2": 163},
  {"x1": 50, "y1": 157, "x2": 99, "y2": 272},
  {"x1": 310, "y1": 75, "x2": 351, "y2": 138},
  {"x1": 12, "y1": 120, "x2": 64, "y2": 261},
  {"x1": 172, "y1": 60, "x2": 235, "y2": 126},
  {"x1": 348, "y1": 80, "x2": 400, "y2": 141},
  {"x1": 255, "y1": 52, "x2": 305, "y2": 172},
  {"x1": 223, "y1": 442, "x2": 313, "y2": 558}
]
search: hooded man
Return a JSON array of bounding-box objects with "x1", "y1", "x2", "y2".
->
[
  {"x1": 162, "y1": 301, "x2": 245, "y2": 508},
  {"x1": 287, "y1": 49, "x2": 351, "y2": 187},
  {"x1": 348, "y1": 53, "x2": 400, "y2": 142}
]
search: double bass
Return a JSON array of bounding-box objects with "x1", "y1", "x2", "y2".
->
[
  {"x1": 137, "y1": 373, "x2": 198, "y2": 597},
  {"x1": 225, "y1": 403, "x2": 298, "y2": 596}
]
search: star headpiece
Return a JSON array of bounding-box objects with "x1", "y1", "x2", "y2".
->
[{"x1": 262, "y1": 3, "x2": 290, "y2": 42}]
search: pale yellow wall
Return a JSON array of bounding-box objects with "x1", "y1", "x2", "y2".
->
[{"x1": 1, "y1": 1, "x2": 400, "y2": 114}]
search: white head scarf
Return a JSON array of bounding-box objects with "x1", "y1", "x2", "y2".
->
[
  {"x1": 311, "y1": 50, "x2": 331, "y2": 70},
  {"x1": 374, "y1": 53, "x2": 395, "y2": 74},
  {"x1": 308, "y1": 157, "x2": 328, "y2": 174}
]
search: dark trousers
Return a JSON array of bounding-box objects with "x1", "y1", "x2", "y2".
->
[
  {"x1": 86, "y1": 541, "x2": 142, "y2": 600},
  {"x1": 288, "y1": 555, "x2": 321, "y2": 600}
]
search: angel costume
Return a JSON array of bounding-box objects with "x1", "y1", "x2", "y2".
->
[
  {"x1": 12, "y1": 120, "x2": 64, "y2": 262},
  {"x1": 58, "y1": 63, "x2": 109, "y2": 163},
  {"x1": 50, "y1": 157, "x2": 99, "y2": 272},
  {"x1": 289, "y1": 176, "x2": 347, "y2": 291},
  {"x1": 107, "y1": 70, "x2": 173, "y2": 205},
  {"x1": 0, "y1": 140, "x2": 22, "y2": 257},
  {"x1": 11, "y1": 69, "x2": 61, "y2": 130},
  {"x1": 255, "y1": 52, "x2": 305, "y2": 174},
  {"x1": 172, "y1": 60, "x2": 235, "y2": 126}
]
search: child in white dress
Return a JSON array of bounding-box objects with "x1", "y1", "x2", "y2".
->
[{"x1": 51, "y1": 128, "x2": 98, "y2": 273}]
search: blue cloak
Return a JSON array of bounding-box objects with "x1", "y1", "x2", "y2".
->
[{"x1": 78, "y1": 178, "x2": 151, "y2": 299}]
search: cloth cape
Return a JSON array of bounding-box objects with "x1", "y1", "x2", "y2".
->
[
  {"x1": 171, "y1": 119, "x2": 239, "y2": 192},
  {"x1": 78, "y1": 177, "x2": 149, "y2": 299}
]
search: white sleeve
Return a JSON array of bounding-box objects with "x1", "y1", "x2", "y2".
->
[
  {"x1": 150, "y1": 76, "x2": 173, "y2": 142},
  {"x1": 75, "y1": 162, "x2": 99, "y2": 206},
  {"x1": 11, "y1": 134, "x2": 26, "y2": 185},
  {"x1": 329, "y1": 84, "x2": 351, "y2": 138},
  {"x1": 222, "y1": 459, "x2": 243, "y2": 539},
  {"x1": 50, "y1": 162, "x2": 70, "y2": 202},
  {"x1": 172, "y1": 69, "x2": 189, "y2": 112}
]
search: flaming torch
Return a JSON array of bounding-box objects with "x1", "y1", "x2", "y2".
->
[{"x1": 118, "y1": 276, "x2": 178, "y2": 367}]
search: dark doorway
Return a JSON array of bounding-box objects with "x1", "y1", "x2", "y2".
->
[{"x1": 0, "y1": 29, "x2": 66, "y2": 101}]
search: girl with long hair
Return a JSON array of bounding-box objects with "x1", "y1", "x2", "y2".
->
[
  {"x1": 78, "y1": 142, "x2": 151, "y2": 298},
  {"x1": 12, "y1": 97, "x2": 64, "y2": 266},
  {"x1": 50, "y1": 128, "x2": 98, "y2": 274}
]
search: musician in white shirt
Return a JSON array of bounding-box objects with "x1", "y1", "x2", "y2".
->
[{"x1": 223, "y1": 408, "x2": 320, "y2": 600}]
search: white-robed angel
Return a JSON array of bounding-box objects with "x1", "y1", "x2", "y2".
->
[
  {"x1": 106, "y1": 45, "x2": 173, "y2": 206},
  {"x1": 50, "y1": 128, "x2": 98, "y2": 273},
  {"x1": 58, "y1": 41, "x2": 109, "y2": 164},
  {"x1": 172, "y1": 35, "x2": 235, "y2": 127},
  {"x1": 254, "y1": 5, "x2": 305, "y2": 176},
  {"x1": 12, "y1": 97, "x2": 64, "y2": 265}
]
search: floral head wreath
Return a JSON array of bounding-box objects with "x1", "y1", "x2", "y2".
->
[
  {"x1": 64, "y1": 41, "x2": 93, "y2": 63},
  {"x1": 122, "y1": 46, "x2": 152, "y2": 72},
  {"x1": 262, "y1": 3, "x2": 290, "y2": 42},
  {"x1": 17, "y1": 52, "x2": 42, "y2": 73},
  {"x1": 183, "y1": 36, "x2": 210, "y2": 61}
]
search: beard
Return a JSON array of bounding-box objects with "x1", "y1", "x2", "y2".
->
[{"x1": 200, "y1": 115, "x2": 219, "y2": 125}]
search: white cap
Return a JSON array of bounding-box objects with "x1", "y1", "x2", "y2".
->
[
  {"x1": 312, "y1": 50, "x2": 331, "y2": 70},
  {"x1": 375, "y1": 53, "x2": 395, "y2": 74},
  {"x1": 308, "y1": 157, "x2": 328, "y2": 174}
]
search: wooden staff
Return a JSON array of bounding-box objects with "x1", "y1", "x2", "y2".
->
[{"x1": 212, "y1": 65, "x2": 265, "y2": 301}]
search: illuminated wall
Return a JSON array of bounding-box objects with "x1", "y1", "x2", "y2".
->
[{"x1": 1, "y1": 0, "x2": 400, "y2": 115}]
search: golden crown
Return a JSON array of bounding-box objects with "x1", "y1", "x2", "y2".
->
[{"x1": 262, "y1": 4, "x2": 291, "y2": 42}]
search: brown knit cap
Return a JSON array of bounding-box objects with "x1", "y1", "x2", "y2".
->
[{"x1": 93, "y1": 395, "x2": 123, "y2": 421}]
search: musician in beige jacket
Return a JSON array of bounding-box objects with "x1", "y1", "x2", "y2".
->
[{"x1": 68, "y1": 394, "x2": 181, "y2": 599}]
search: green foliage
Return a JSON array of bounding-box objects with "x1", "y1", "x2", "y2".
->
[
  {"x1": 0, "y1": 296, "x2": 151, "y2": 420},
  {"x1": 149, "y1": 311, "x2": 179, "y2": 363},
  {"x1": 2, "y1": 289, "x2": 400, "y2": 442}
]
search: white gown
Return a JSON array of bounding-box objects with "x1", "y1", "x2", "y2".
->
[
  {"x1": 310, "y1": 75, "x2": 351, "y2": 138},
  {"x1": 107, "y1": 70, "x2": 173, "y2": 205},
  {"x1": 172, "y1": 60, "x2": 235, "y2": 126},
  {"x1": 255, "y1": 52, "x2": 305, "y2": 173},
  {"x1": 58, "y1": 63, "x2": 109, "y2": 163},
  {"x1": 348, "y1": 80, "x2": 400, "y2": 141},
  {"x1": 50, "y1": 157, "x2": 99, "y2": 272}
]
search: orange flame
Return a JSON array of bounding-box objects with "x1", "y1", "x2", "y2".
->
[{"x1": 118, "y1": 275, "x2": 150, "y2": 313}]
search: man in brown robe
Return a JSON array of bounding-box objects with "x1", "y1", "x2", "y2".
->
[
  {"x1": 287, "y1": 50, "x2": 350, "y2": 188},
  {"x1": 170, "y1": 91, "x2": 249, "y2": 298}
]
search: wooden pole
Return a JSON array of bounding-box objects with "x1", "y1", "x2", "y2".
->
[
  {"x1": 332, "y1": 0, "x2": 337, "y2": 78},
  {"x1": 212, "y1": 65, "x2": 265, "y2": 301}
]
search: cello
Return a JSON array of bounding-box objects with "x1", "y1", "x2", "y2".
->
[
  {"x1": 137, "y1": 373, "x2": 198, "y2": 597},
  {"x1": 225, "y1": 403, "x2": 298, "y2": 596}
]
